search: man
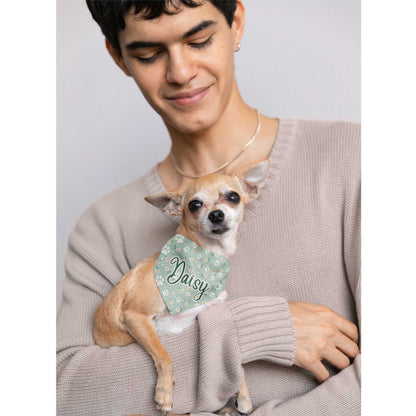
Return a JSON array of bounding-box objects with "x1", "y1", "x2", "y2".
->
[{"x1": 57, "y1": 1, "x2": 360, "y2": 415}]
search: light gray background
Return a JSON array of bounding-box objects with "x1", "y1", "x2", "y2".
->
[{"x1": 57, "y1": 0, "x2": 360, "y2": 309}]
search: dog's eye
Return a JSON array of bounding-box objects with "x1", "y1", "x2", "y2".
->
[
  {"x1": 226, "y1": 191, "x2": 240, "y2": 204},
  {"x1": 188, "y1": 200, "x2": 203, "y2": 212}
]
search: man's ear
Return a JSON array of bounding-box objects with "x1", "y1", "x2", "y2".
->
[
  {"x1": 239, "y1": 160, "x2": 270, "y2": 201},
  {"x1": 232, "y1": 1, "x2": 245, "y2": 49},
  {"x1": 145, "y1": 192, "x2": 183, "y2": 221},
  {"x1": 105, "y1": 38, "x2": 131, "y2": 77}
]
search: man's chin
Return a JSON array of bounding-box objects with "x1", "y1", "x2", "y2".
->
[{"x1": 162, "y1": 107, "x2": 218, "y2": 134}]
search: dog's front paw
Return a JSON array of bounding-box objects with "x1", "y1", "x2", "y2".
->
[{"x1": 155, "y1": 384, "x2": 173, "y2": 416}]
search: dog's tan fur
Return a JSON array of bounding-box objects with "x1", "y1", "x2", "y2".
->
[{"x1": 93, "y1": 161, "x2": 269, "y2": 416}]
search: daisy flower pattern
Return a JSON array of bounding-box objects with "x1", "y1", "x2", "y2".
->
[{"x1": 154, "y1": 234, "x2": 231, "y2": 314}]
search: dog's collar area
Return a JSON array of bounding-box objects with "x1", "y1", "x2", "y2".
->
[{"x1": 154, "y1": 234, "x2": 230, "y2": 314}]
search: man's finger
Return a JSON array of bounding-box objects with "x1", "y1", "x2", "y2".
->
[
  {"x1": 328, "y1": 311, "x2": 359, "y2": 343},
  {"x1": 321, "y1": 347, "x2": 351, "y2": 371},
  {"x1": 305, "y1": 360, "x2": 330, "y2": 383},
  {"x1": 333, "y1": 332, "x2": 360, "y2": 358}
]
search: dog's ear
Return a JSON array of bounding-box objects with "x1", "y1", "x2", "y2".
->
[
  {"x1": 145, "y1": 192, "x2": 183, "y2": 222},
  {"x1": 239, "y1": 160, "x2": 270, "y2": 201}
]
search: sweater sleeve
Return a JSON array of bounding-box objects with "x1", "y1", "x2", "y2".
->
[{"x1": 56, "y1": 202, "x2": 296, "y2": 416}]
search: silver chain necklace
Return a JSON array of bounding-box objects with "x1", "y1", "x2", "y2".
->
[{"x1": 170, "y1": 110, "x2": 261, "y2": 179}]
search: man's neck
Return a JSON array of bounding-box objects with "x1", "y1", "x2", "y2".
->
[{"x1": 165, "y1": 92, "x2": 257, "y2": 179}]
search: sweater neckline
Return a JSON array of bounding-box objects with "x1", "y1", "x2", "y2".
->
[{"x1": 144, "y1": 118, "x2": 297, "y2": 232}]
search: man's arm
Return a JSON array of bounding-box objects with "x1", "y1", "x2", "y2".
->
[
  {"x1": 229, "y1": 268, "x2": 361, "y2": 416},
  {"x1": 191, "y1": 126, "x2": 361, "y2": 416},
  {"x1": 190, "y1": 353, "x2": 359, "y2": 416},
  {"x1": 190, "y1": 297, "x2": 360, "y2": 416},
  {"x1": 57, "y1": 203, "x2": 296, "y2": 416}
]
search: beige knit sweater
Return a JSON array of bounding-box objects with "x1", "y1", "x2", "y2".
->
[{"x1": 56, "y1": 118, "x2": 361, "y2": 416}]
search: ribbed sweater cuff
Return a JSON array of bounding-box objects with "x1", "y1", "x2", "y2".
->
[{"x1": 227, "y1": 297, "x2": 296, "y2": 366}]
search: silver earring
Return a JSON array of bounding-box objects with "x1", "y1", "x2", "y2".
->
[{"x1": 235, "y1": 43, "x2": 241, "y2": 52}]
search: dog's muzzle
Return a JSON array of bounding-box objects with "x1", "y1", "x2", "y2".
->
[{"x1": 208, "y1": 210, "x2": 229, "y2": 234}]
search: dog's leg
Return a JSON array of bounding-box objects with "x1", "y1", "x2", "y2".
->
[
  {"x1": 123, "y1": 310, "x2": 173, "y2": 416},
  {"x1": 218, "y1": 372, "x2": 252, "y2": 416},
  {"x1": 234, "y1": 373, "x2": 252, "y2": 415}
]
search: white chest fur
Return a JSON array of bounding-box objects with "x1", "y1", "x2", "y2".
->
[{"x1": 154, "y1": 291, "x2": 228, "y2": 335}]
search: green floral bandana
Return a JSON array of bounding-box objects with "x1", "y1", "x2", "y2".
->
[{"x1": 154, "y1": 234, "x2": 230, "y2": 314}]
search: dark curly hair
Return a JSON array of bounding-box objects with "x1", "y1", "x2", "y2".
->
[{"x1": 86, "y1": 0, "x2": 238, "y2": 56}]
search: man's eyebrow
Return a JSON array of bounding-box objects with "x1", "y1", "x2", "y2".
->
[
  {"x1": 183, "y1": 19, "x2": 216, "y2": 39},
  {"x1": 125, "y1": 19, "x2": 217, "y2": 50}
]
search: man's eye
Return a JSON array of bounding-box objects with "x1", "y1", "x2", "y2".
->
[
  {"x1": 189, "y1": 35, "x2": 213, "y2": 50},
  {"x1": 188, "y1": 200, "x2": 203, "y2": 212},
  {"x1": 226, "y1": 191, "x2": 240, "y2": 204},
  {"x1": 136, "y1": 52, "x2": 159, "y2": 64},
  {"x1": 135, "y1": 36, "x2": 213, "y2": 65}
]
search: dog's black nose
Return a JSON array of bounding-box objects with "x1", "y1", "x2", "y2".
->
[{"x1": 208, "y1": 210, "x2": 224, "y2": 224}]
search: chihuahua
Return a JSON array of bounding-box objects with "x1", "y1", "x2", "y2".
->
[{"x1": 93, "y1": 160, "x2": 270, "y2": 416}]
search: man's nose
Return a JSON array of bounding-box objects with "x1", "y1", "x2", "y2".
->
[
  {"x1": 208, "y1": 210, "x2": 224, "y2": 224},
  {"x1": 165, "y1": 48, "x2": 198, "y2": 85}
]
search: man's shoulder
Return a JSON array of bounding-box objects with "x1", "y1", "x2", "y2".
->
[
  {"x1": 74, "y1": 165, "x2": 159, "y2": 232},
  {"x1": 283, "y1": 118, "x2": 360, "y2": 165},
  {"x1": 292, "y1": 118, "x2": 360, "y2": 149},
  {"x1": 95, "y1": 167, "x2": 154, "y2": 209},
  {"x1": 278, "y1": 118, "x2": 360, "y2": 184}
]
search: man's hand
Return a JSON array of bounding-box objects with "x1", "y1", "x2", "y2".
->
[{"x1": 288, "y1": 301, "x2": 359, "y2": 383}]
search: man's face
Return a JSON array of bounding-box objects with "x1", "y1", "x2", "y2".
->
[{"x1": 115, "y1": 1, "x2": 241, "y2": 134}]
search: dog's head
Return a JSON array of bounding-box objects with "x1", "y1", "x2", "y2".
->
[{"x1": 145, "y1": 160, "x2": 269, "y2": 241}]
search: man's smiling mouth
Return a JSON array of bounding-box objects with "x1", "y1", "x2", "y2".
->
[
  {"x1": 166, "y1": 86, "x2": 210, "y2": 99},
  {"x1": 166, "y1": 85, "x2": 211, "y2": 106}
]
